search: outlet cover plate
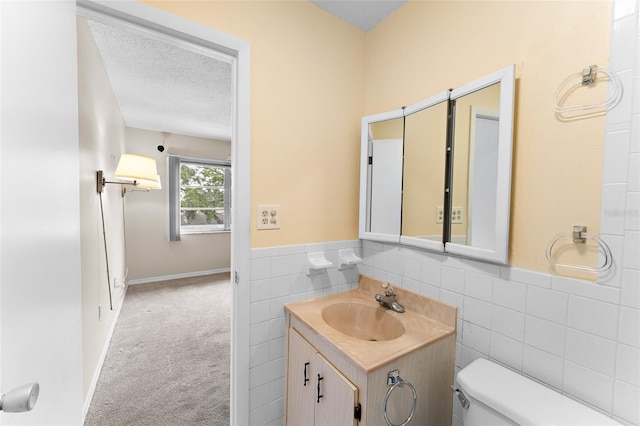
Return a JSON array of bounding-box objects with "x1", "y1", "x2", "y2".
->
[
  {"x1": 257, "y1": 205, "x2": 280, "y2": 230},
  {"x1": 436, "y1": 206, "x2": 463, "y2": 224},
  {"x1": 452, "y1": 207, "x2": 463, "y2": 224}
]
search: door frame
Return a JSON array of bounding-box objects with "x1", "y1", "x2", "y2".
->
[
  {"x1": 76, "y1": 1, "x2": 251, "y2": 424},
  {"x1": 467, "y1": 106, "x2": 499, "y2": 248}
]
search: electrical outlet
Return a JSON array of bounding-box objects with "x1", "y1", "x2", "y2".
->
[
  {"x1": 452, "y1": 207, "x2": 463, "y2": 224},
  {"x1": 257, "y1": 205, "x2": 280, "y2": 230},
  {"x1": 437, "y1": 206, "x2": 463, "y2": 223}
]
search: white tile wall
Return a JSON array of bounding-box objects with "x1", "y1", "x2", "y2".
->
[
  {"x1": 525, "y1": 316, "x2": 567, "y2": 357},
  {"x1": 564, "y1": 361, "x2": 615, "y2": 412},
  {"x1": 490, "y1": 332, "x2": 524, "y2": 370},
  {"x1": 605, "y1": 1, "x2": 640, "y2": 424},
  {"x1": 616, "y1": 343, "x2": 640, "y2": 386},
  {"x1": 564, "y1": 328, "x2": 617, "y2": 376},
  {"x1": 567, "y1": 295, "x2": 620, "y2": 340},
  {"x1": 526, "y1": 286, "x2": 568, "y2": 324},
  {"x1": 491, "y1": 305, "x2": 525, "y2": 341},
  {"x1": 248, "y1": 240, "x2": 361, "y2": 425},
  {"x1": 247, "y1": 1, "x2": 640, "y2": 424},
  {"x1": 522, "y1": 345, "x2": 564, "y2": 390},
  {"x1": 357, "y1": 237, "x2": 638, "y2": 426},
  {"x1": 614, "y1": 380, "x2": 640, "y2": 426},
  {"x1": 249, "y1": 237, "x2": 637, "y2": 425}
]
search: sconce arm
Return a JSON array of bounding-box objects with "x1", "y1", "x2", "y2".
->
[{"x1": 96, "y1": 170, "x2": 138, "y2": 196}]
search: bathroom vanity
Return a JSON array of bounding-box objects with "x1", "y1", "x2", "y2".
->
[{"x1": 284, "y1": 275, "x2": 457, "y2": 425}]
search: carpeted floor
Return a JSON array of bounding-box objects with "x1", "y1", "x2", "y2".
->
[{"x1": 84, "y1": 273, "x2": 231, "y2": 426}]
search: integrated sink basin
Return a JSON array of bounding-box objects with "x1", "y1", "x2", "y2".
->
[
  {"x1": 321, "y1": 301, "x2": 405, "y2": 341},
  {"x1": 285, "y1": 275, "x2": 457, "y2": 373}
]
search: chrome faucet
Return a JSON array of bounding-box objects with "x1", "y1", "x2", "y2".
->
[{"x1": 375, "y1": 283, "x2": 405, "y2": 313}]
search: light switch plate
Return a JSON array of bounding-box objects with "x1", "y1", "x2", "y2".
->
[{"x1": 257, "y1": 205, "x2": 280, "y2": 230}]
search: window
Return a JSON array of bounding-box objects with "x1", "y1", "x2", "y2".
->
[{"x1": 169, "y1": 156, "x2": 231, "y2": 240}]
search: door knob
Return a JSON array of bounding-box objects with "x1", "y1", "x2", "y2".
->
[{"x1": 0, "y1": 383, "x2": 39, "y2": 412}]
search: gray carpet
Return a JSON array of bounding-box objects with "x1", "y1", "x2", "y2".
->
[{"x1": 84, "y1": 273, "x2": 231, "y2": 426}]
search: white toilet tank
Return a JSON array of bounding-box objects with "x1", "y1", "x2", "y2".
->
[{"x1": 456, "y1": 359, "x2": 622, "y2": 426}]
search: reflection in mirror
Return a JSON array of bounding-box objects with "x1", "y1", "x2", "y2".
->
[
  {"x1": 446, "y1": 64, "x2": 515, "y2": 264},
  {"x1": 367, "y1": 117, "x2": 404, "y2": 236},
  {"x1": 402, "y1": 101, "x2": 448, "y2": 242},
  {"x1": 451, "y1": 83, "x2": 501, "y2": 248},
  {"x1": 359, "y1": 65, "x2": 514, "y2": 264}
]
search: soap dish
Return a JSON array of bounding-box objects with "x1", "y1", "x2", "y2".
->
[
  {"x1": 338, "y1": 248, "x2": 362, "y2": 269},
  {"x1": 306, "y1": 252, "x2": 333, "y2": 275}
]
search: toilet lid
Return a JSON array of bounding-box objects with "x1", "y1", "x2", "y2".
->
[{"x1": 457, "y1": 359, "x2": 622, "y2": 426}]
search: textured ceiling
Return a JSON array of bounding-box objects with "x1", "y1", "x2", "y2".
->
[
  {"x1": 87, "y1": 19, "x2": 233, "y2": 141},
  {"x1": 86, "y1": 2, "x2": 403, "y2": 142}
]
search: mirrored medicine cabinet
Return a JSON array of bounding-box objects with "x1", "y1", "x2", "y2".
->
[{"x1": 358, "y1": 65, "x2": 515, "y2": 264}]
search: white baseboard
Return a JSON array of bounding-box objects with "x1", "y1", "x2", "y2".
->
[
  {"x1": 127, "y1": 268, "x2": 231, "y2": 285},
  {"x1": 82, "y1": 284, "x2": 128, "y2": 421}
]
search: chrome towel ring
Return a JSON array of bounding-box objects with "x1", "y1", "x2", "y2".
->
[
  {"x1": 383, "y1": 370, "x2": 417, "y2": 426},
  {"x1": 546, "y1": 225, "x2": 613, "y2": 273}
]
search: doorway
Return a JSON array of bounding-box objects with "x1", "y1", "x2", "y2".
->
[
  {"x1": 468, "y1": 106, "x2": 499, "y2": 250},
  {"x1": 77, "y1": 2, "x2": 251, "y2": 424}
]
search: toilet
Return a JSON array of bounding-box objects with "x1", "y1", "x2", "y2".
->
[{"x1": 456, "y1": 358, "x2": 622, "y2": 426}]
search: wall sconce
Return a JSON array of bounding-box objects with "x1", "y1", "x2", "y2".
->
[
  {"x1": 95, "y1": 153, "x2": 159, "y2": 311},
  {"x1": 97, "y1": 153, "x2": 159, "y2": 196}
]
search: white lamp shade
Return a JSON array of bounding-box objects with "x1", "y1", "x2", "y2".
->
[
  {"x1": 114, "y1": 153, "x2": 159, "y2": 183},
  {"x1": 137, "y1": 175, "x2": 162, "y2": 190}
]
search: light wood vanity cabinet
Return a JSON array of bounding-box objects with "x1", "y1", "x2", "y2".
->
[
  {"x1": 285, "y1": 275, "x2": 458, "y2": 426},
  {"x1": 287, "y1": 328, "x2": 360, "y2": 426}
]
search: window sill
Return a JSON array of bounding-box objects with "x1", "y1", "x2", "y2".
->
[{"x1": 181, "y1": 229, "x2": 231, "y2": 235}]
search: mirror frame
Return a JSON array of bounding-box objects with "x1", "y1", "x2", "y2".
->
[
  {"x1": 359, "y1": 64, "x2": 515, "y2": 265},
  {"x1": 359, "y1": 108, "x2": 404, "y2": 243},
  {"x1": 445, "y1": 64, "x2": 515, "y2": 264}
]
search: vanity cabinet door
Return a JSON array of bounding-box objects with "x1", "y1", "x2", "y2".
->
[
  {"x1": 287, "y1": 329, "x2": 316, "y2": 425},
  {"x1": 314, "y1": 351, "x2": 359, "y2": 426},
  {"x1": 286, "y1": 329, "x2": 359, "y2": 426}
]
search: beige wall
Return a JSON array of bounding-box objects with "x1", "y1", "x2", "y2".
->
[
  {"x1": 143, "y1": 0, "x2": 366, "y2": 248},
  {"x1": 366, "y1": 0, "x2": 611, "y2": 276},
  {"x1": 123, "y1": 128, "x2": 231, "y2": 281},
  {"x1": 77, "y1": 18, "x2": 128, "y2": 404},
  {"x1": 144, "y1": 1, "x2": 612, "y2": 277}
]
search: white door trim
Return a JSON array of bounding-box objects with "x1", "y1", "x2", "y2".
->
[
  {"x1": 76, "y1": 2, "x2": 251, "y2": 424},
  {"x1": 468, "y1": 106, "x2": 499, "y2": 248}
]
